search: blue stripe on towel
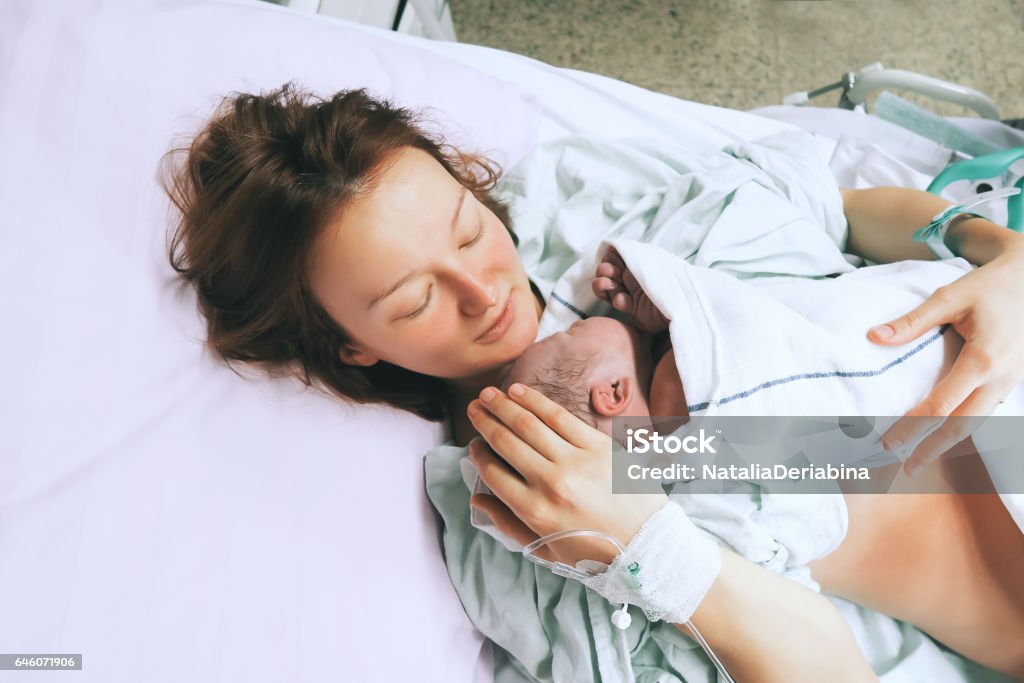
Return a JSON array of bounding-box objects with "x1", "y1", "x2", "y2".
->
[
  {"x1": 687, "y1": 324, "x2": 951, "y2": 414},
  {"x1": 551, "y1": 291, "x2": 588, "y2": 319}
]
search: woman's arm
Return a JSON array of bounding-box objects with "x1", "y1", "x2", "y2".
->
[
  {"x1": 841, "y1": 187, "x2": 1024, "y2": 473},
  {"x1": 476, "y1": 488, "x2": 878, "y2": 682},
  {"x1": 468, "y1": 384, "x2": 877, "y2": 682},
  {"x1": 841, "y1": 187, "x2": 1022, "y2": 266},
  {"x1": 686, "y1": 549, "x2": 877, "y2": 683}
]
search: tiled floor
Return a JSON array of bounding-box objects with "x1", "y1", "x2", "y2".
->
[{"x1": 449, "y1": 0, "x2": 1024, "y2": 119}]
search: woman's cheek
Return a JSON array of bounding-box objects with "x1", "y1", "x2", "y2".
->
[
  {"x1": 486, "y1": 214, "x2": 520, "y2": 265},
  {"x1": 421, "y1": 313, "x2": 465, "y2": 360}
]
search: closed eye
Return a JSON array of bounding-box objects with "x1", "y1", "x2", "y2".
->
[
  {"x1": 460, "y1": 219, "x2": 486, "y2": 249},
  {"x1": 402, "y1": 285, "x2": 432, "y2": 320}
]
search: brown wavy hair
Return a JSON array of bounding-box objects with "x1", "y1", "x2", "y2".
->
[{"x1": 162, "y1": 83, "x2": 515, "y2": 421}]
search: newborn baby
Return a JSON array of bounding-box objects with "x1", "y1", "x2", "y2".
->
[
  {"x1": 500, "y1": 316, "x2": 669, "y2": 429},
  {"x1": 502, "y1": 248, "x2": 684, "y2": 429},
  {"x1": 491, "y1": 246, "x2": 850, "y2": 595}
]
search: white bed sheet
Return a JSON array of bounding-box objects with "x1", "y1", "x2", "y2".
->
[{"x1": 1, "y1": 1, "x2": 1011, "y2": 682}]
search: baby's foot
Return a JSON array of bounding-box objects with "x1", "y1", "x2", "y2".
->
[{"x1": 591, "y1": 248, "x2": 669, "y2": 333}]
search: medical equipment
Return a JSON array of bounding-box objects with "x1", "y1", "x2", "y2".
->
[
  {"x1": 784, "y1": 62, "x2": 1001, "y2": 120},
  {"x1": 523, "y1": 528, "x2": 737, "y2": 683},
  {"x1": 872, "y1": 92, "x2": 1004, "y2": 158},
  {"x1": 927, "y1": 148, "x2": 1024, "y2": 232},
  {"x1": 913, "y1": 187, "x2": 1023, "y2": 259}
]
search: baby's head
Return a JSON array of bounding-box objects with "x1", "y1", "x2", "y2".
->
[{"x1": 500, "y1": 317, "x2": 653, "y2": 435}]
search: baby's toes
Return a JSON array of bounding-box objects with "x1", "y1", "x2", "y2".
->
[
  {"x1": 622, "y1": 267, "x2": 642, "y2": 294},
  {"x1": 603, "y1": 249, "x2": 627, "y2": 271},
  {"x1": 611, "y1": 291, "x2": 634, "y2": 312},
  {"x1": 595, "y1": 261, "x2": 621, "y2": 280},
  {"x1": 592, "y1": 276, "x2": 619, "y2": 300}
]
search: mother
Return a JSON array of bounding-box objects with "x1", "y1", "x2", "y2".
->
[{"x1": 165, "y1": 85, "x2": 1024, "y2": 681}]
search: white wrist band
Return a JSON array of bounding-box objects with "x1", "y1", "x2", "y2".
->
[
  {"x1": 912, "y1": 187, "x2": 1021, "y2": 260},
  {"x1": 581, "y1": 502, "x2": 722, "y2": 624},
  {"x1": 914, "y1": 206, "x2": 963, "y2": 260}
]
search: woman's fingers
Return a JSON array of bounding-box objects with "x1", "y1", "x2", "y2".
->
[
  {"x1": 468, "y1": 438, "x2": 534, "y2": 511},
  {"x1": 506, "y1": 383, "x2": 605, "y2": 450},
  {"x1": 873, "y1": 285, "x2": 984, "y2": 476},
  {"x1": 469, "y1": 493, "x2": 546, "y2": 556},
  {"x1": 902, "y1": 382, "x2": 1009, "y2": 475},
  {"x1": 471, "y1": 386, "x2": 570, "y2": 464},
  {"x1": 883, "y1": 344, "x2": 992, "y2": 453},
  {"x1": 468, "y1": 395, "x2": 557, "y2": 475},
  {"x1": 902, "y1": 415, "x2": 985, "y2": 476},
  {"x1": 876, "y1": 254, "x2": 1024, "y2": 475},
  {"x1": 868, "y1": 288, "x2": 955, "y2": 345}
]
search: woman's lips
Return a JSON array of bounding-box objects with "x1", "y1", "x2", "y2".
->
[{"x1": 476, "y1": 296, "x2": 515, "y2": 344}]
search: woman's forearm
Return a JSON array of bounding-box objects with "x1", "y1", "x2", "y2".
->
[
  {"x1": 841, "y1": 187, "x2": 1024, "y2": 266},
  {"x1": 945, "y1": 214, "x2": 1024, "y2": 266},
  {"x1": 679, "y1": 549, "x2": 877, "y2": 683}
]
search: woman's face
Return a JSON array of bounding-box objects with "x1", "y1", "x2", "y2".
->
[{"x1": 307, "y1": 146, "x2": 540, "y2": 385}]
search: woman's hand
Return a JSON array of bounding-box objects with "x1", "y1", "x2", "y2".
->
[
  {"x1": 466, "y1": 383, "x2": 666, "y2": 565},
  {"x1": 870, "y1": 246, "x2": 1024, "y2": 475}
]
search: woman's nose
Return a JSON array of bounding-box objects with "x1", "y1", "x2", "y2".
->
[{"x1": 453, "y1": 270, "x2": 497, "y2": 316}]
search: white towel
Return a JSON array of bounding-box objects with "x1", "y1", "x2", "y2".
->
[
  {"x1": 606, "y1": 238, "x2": 969, "y2": 420},
  {"x1": 466, "y1": 239, "x2": 1024, "y2": 585},
  {"x1": 602, "y1": 238, "x2": 1024, "y2": 543}
]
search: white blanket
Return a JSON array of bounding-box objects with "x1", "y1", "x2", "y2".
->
[
  {"x1": 611, "y1": 239, "x2": 966, "y2": 417},
  {"x1": 603, "y1": 238, "x2": 1024, "y2": 533}
]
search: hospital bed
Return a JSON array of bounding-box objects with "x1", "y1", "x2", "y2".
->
[{"x1": 1, "y1": 1, "x2": 1021, "y2": 682}]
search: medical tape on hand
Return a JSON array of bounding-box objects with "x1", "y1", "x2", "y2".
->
[{"x1": 581, "y1": 501, "x2": 722, "y2": 625}]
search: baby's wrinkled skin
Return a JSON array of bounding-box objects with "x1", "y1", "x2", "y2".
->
[{"x1": 504, "y1": 249, "x2": 689, "y2": 432}]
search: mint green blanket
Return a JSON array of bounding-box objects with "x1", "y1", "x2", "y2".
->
[{"x1": 427, "y1": 446, "x2": 1006, "y2": 683}]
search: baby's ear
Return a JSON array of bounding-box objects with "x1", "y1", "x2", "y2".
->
[
  {"x1": 339, "y1": 344, "x2": 379, "y2": 367},
  {"x1": 590, "y1": 377, "x2": 634, "y2": 417}
]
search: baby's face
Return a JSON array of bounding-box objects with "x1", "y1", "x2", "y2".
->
[{"x1": 505, "y1": 317, "x2": 644, "y2": 389}]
